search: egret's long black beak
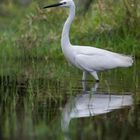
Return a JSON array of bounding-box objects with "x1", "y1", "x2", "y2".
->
[{"x1": 43, "y1": 2, "x2": 65, "y2": 9}]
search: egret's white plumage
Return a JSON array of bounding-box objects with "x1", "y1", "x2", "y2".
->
[{"x1": 44, "y1": 0, "x2": 133, "y2": 81}]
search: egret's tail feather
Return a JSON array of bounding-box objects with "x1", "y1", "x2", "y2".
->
[{"x1": 118, "y1": 55, "x2": 133, "y2": 67}]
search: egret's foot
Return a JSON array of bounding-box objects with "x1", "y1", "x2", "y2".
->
[
  {"x1": 90, "y1": 71, "x2": 99, "y2": 83},
  {"x1": 96, "y1": 80, "x2": 100, "y2": 83}
]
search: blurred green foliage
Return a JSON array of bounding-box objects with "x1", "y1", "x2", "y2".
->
[{"x1": 0, "y1": 0, "x2": 140, "y2": 60}]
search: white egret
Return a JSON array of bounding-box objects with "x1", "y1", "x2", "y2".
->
[{"x1": 44, "y1": 0, "x2": 133, "y2": 82}]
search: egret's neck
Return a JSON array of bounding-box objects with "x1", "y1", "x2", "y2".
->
[{"x1": 61, "y1": 4, "x2": 75, "y2": 48}]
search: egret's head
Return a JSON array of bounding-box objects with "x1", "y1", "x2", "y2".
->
[{"x1": 43, "y1": 0, "x2": 74, "y2": 9}]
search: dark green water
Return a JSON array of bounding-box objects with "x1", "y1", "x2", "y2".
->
[{"x1": 0, "y1": 59, "x2": 140, "y2": 140}]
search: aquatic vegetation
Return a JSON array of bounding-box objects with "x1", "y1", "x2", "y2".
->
[{"x1": 0, "y1": 1, "x2": 140, "y2": 140}]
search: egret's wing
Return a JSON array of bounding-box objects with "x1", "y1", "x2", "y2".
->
[
  {"x1": 74, "y1": 45, "x2": 133, "y2": 60},
  {"x1": 74, "y1": 46, "x2": 133, "y2": 69},
  {"x1": 73, "y1": 45, "x2": 115, "y2": 56},
  {"x1": 75, "y1": 54, "x2": 121, "y2": 71}
]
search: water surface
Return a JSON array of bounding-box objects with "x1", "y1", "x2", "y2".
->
[{"x1": 0, "y1": 59, "x2": 140, "y2": 140}]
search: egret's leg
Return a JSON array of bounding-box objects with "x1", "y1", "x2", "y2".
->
[
  {"x1": 90, "y1": 71, "x2": 99, "y2": 82},
  {"x1": 82, "y1": 71, "x2": 87, "y2": 91},
  {"x1": 82, "y1": 80, "x2": 87, "y2": 91},
  {"x1": 82, "y1": 71, "x2": 87, "y2": 81},
  {"x1": 91, "y1": 82, "x2": 99, "y2": 92}
]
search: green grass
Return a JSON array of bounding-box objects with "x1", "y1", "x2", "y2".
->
[{"x1": 0, "y1": 1, "x2": 140, "y2": 60}]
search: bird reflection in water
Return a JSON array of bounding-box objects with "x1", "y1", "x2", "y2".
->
[{"x1": 61, "y1": 81, "x2": 133, "y2": 140}]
